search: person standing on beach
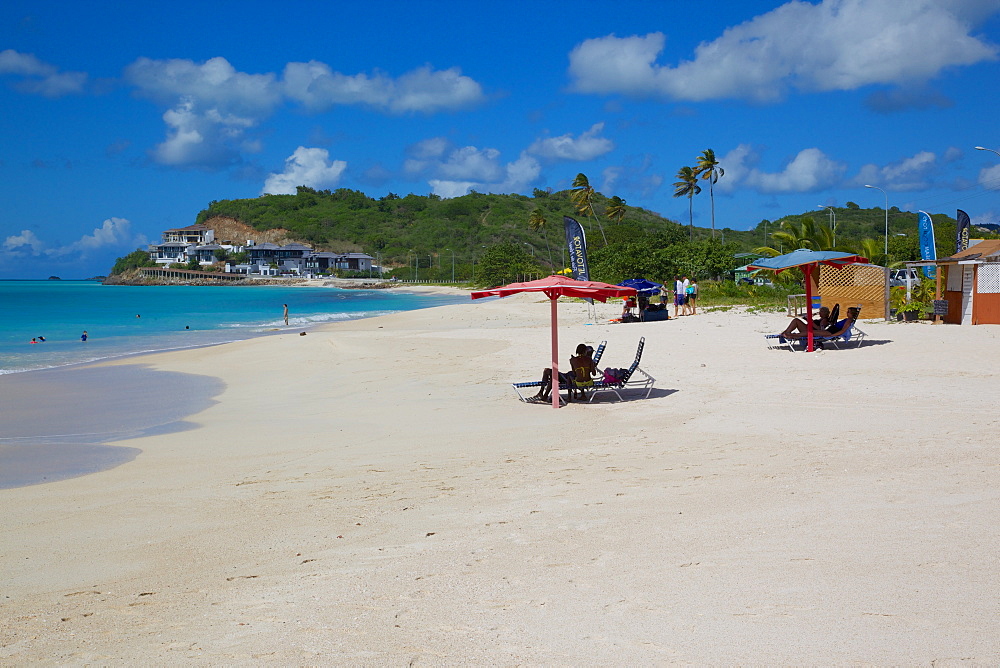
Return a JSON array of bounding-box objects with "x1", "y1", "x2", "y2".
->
[
  {"x1": 687, "y1": 279, "x2": 699, "y2": 315},
  {"x1": 283, "y1": 304, "x2": 289, "y2": 326},
  {"x1": 673, "y1": 276, "x2": 685, "y2": 317},
  {"x1": 681, "y1": 276, "x2": 691, "y2": 316},
  {"x1": 81, "y1": 330, "x2": 88, "y2": 342}
]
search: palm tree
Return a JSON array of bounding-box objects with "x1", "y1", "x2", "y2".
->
[
  {"x1": 856, "y1": 238, "x2": 888, "y2": 267},
  {"x1": 695, "y1": 149, "x2": 724, "y2": 239},
  {"x1": 605, "y1": 195, "x2": 627, "y2": 225},
  {"x1": 673, "y1": 166, "x2": 702, "y2": 240},
  {"x1": 570, "y1": 173, "x2": 608, "y2": 245},
  {"x1": 753, "y1": 217, "x2": 836, "y2": 256},
  {"x1": 528, "y1": 207, "x2": 554, "y2": 266}
]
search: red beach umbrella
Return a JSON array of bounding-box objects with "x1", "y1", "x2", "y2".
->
[{"x1": 472, "y1": 275, "x2": 637, "y2": 408}]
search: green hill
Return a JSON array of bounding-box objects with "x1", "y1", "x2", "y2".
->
[
  {"x1": 172, "y1": 188, "x2": 998, "y2": 287},
  {"x1": 195, "y1": 187, "x2": 692, "y2": 267}
]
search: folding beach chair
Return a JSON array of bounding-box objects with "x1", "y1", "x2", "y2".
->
[
  {"x1": 512, "y1": 341, "x2": 606, "y2": 402},
  {"x1": 586, "y1": 337, "x2": 655, "y2": 402},
  {"x1": 766, "y1": 306, "x2": 866, "y2": 351}
]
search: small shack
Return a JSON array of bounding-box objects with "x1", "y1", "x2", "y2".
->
[{"x1": 907, "y1": 239, "x2": 1000, "y2": 325}]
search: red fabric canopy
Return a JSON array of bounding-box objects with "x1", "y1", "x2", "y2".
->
[
  {"x1": 471, "y1": 275, "x2": 637, "y2": 408},
  {"x1": 471, "y1": 275, "x2": 636, "y2": 302}
]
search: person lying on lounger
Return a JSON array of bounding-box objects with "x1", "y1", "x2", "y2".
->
[
  {"x1": 532, "y1": 344, "x2": 597, "y2": 401},
  {"x1": 777, "y1": 307, "x2": 859, "y2": 341},
  {"x1": 777, "y1": 306, "x2": 830, "y2": 339}
]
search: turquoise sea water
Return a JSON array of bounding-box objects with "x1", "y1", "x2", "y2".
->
[{"x1": 0, "y1": 280, "x2": 465, "y2": 374}]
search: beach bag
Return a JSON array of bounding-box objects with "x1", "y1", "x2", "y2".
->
[{"x1": 603, "y1": 368, "x2": 626, "y2": 385}]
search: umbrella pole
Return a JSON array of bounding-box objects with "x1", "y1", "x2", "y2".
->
[
  {"x1": 550, "y1": 297, "x2": 560, "y2": 409},
  {"x1": 804, "y1": 266, "x2": 814, "y2": 352}
]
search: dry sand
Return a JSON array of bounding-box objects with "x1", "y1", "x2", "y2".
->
[{"x1": 2, "y1": 296, "x2": 1000, "y2": 665}]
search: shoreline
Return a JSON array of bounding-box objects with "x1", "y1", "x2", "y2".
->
[
  {"x1": 2, "y1": 301, "x2": 999, "y2": 662},
  {"x1": 1, "y1": 283, "x2": 469, "y2": 377}
]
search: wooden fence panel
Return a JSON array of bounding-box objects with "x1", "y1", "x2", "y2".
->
[{"x1": 818, "y1": 264, "x2": 889, "y2": 320}]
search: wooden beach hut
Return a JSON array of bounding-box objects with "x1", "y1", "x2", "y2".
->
[{"x1": 907, "y1": 239, "x2": 1000, "y2": 326}]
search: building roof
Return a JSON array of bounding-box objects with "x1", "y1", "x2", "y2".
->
[
  {"x1": 938, "y1": 239, "x2": 1000, "y2": 262},
  {"x1": 164, "y1": 224, "x2": 210, "y2": 232}
]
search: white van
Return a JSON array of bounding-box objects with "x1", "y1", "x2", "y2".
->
[{"x1": 889, "y1": 269, "x2": 920, "y2": 287}]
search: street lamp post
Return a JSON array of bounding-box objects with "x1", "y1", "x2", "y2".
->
[
  {"x1": 817, "y1": 205, "x2": 836, "y2": 246},
  {"x1": 975, "y1": 145, "x2": 1000, "y2": 158},
  {"x1": 864, "y1": 185, "x2": 889, "y2": 257},
  {"x1": 523, "y1": 242, "x2": 535, "y2": 256},
  {"x1": 445, "y1": 248, "x2": 454, "y2": 282}
]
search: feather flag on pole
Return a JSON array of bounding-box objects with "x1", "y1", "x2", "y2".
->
[
  {"x1": 918, "y1": 210, "x2": 937, "y2": 279},
  {"x1": 956, "y1": 209, "x2": 971, "y2": 254}
]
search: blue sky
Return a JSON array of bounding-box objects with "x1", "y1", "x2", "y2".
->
[{"x1": 2, "y1": 0, "x2": 1000, "y2": 278}]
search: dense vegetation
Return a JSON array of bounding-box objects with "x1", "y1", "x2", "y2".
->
[
  {"x1": 109, "y1": 183, "x2": 996, "y2": 288},
  {"x1": 110, "y1": 249, "x2": 156, "y2": 275}
]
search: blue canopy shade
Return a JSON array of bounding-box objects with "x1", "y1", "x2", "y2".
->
[
  {"x1": 747, "y1": 249, "x2": 868, "y2": 274},
  {"x1": 618, "y1": 278, "x2": 663, "y2": 294},
  {"x1": 748, "y1": 249, "x2": 867, "y2": 353}
]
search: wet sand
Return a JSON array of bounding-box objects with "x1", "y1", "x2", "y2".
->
[{"x1": 0, "y1": 364, "x2": 224, "y2": 488}]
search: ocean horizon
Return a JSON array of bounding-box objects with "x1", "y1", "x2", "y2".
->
[{"x1": 0, "y1": 280, "x2": 466, "y2": 375}]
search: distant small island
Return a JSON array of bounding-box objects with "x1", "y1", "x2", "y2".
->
[{"x1": 48, "y1": 276, "x2": 61, "y2": 280}]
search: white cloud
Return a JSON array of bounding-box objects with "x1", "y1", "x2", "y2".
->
[
  {"x1": 427, "y1": 153, "x2": 540, "y2": 199},
  {"x1": 0, "y1": 49, "x2": 87, "y2": 97},
  {"x1": 428, "y1": 179, "x2": 480, "y2": 198},
  {"x1": 971, "y1": 210, "x2": 999, "y2": 227},
  {"x1": 151, "y1": 98, "x2": 257, "y2": 167},
  {"x1": 943, "y1": 146, "x2": 963, "y2": 162},
  {"x1": 527, "y1": 123, "x2": 614, "y2": 161},
  {"x1": 406, "y1": 137, "x2": 541, "y2": 198},
  {"x1": 125, "y1": 56, "x2": 487, "y2": 168},
  {"x1": 125, "y1": 57, "x2": 282, "y2": 169},
  {"x1": 50, "y1": 218, "x2": 146, "y2": 257},
  {"x1": 978, "y1": 163, "x2": 1000, "y2": 190},
  {"x1": 853, "y1": 151, "x2": 938, "y2": 190},
  {"x1": 438, "y1": 146, "x2": 503, "y2": 181},
  {"x1": 568, "y1": 0, "x2": 998, "y2": 102},
  {"x1": 282, "y1": 61, "x2": 485, "y2": 113},
  {"x1": 4, "y1": 218, "x2": 146, "y2": 259},
  {"x1": 600, "y1": 155, "x2": 663, "y2": 198},
  {"x1": 501, "y1": 154, "x2": 542, "y2": 191},
  {"x1": 408, "y1": 137, "x2": 450, "y2": 160},
  {"x1": 718, "y1": 144, "x2": 846, "y2": 193},
  {"x1": 262, "y1": 147, "x2": 347, "y2": 195},
  {"x1": 3, "y1": 229, "x2": 45, "y2": 254},
  {"x1": 125, "y1": 56, "x2": 281, "y2": 115}
]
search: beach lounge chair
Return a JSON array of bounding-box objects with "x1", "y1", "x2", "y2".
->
[
  {"x1": 767, "y1": 307, "x2": 866, "y2": 351},
  {"x1": 586, "y1": 337, "x2": 655, "y2": 402},
  {"x1": 512, "y1": 341, "x2": 606, "y2": 402}
]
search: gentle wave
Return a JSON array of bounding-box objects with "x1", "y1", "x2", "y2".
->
[{"x1": 224, "y1": 309, "x2": 399, "y2": 328}]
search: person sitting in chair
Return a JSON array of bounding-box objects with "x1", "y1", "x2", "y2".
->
[
  {"x1": 532, "y1": 344, "x2": 597, "y2": 402},
  {"x1": 778, "y1": 307, "x2": 859, "y2": 342},
  {"x1": 776, "y1": 306, "x2": 831, "y2": 340}
]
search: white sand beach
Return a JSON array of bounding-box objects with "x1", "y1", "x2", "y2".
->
[{"x1": 2, "y1": 296, "x2": 1000, "y2": 664}]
